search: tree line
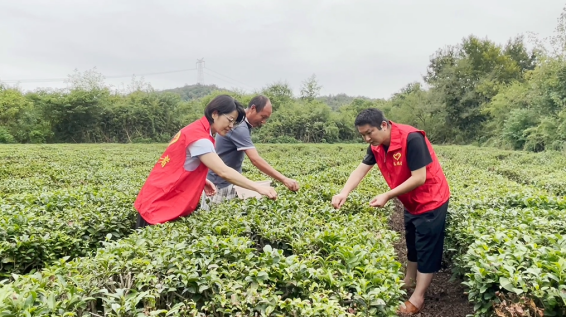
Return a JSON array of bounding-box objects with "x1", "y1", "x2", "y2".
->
[{"x1": 1, "y1": 8, "x2": 564, "y2": 152}]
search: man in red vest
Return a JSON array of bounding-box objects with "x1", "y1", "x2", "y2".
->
[{"x1": 331, "y1": 108, "x2": 450, "y2": 315}]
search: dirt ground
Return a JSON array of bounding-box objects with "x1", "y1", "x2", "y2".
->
[{"x1": 389, "y1": 201, "x2": 475, "y2": 317}]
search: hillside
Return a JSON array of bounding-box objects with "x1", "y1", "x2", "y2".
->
[
  {"x1": 161, "y1": 84, "x2": 232, "y2": 101},
  {"x1": 161, "y1": 84, "x2": 372, "y2": 111},
  {"x1": 316, "y1": 93, "x2": 376, "y2": 110},
  {"x1": 162, "y1": 84, "x2": 373, "y2": 109}
]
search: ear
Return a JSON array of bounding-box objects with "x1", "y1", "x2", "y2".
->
[
  {"x1": 211, "y1": 111, "x2": 218, "y2": 122},
  {"x1": 250, "y1": 105, "x2": 256, "y2": 112}
]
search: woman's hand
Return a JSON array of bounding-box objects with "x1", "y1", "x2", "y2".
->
[{"x1": 204, "y1": 179, "x2": 217, "y2": 196}]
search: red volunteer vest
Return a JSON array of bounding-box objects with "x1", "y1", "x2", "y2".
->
[
  {"x1": 134, "y1": 117, "x2": 214, "y2": 224},
  {"x1": 371, "y1": 121, "x2": 450, "y2": 215}
]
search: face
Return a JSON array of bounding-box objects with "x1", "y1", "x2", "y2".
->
[
  {"x1": 247, "y1": 101, "x2": 273, "y2": 128},
  {"x1": 211, "y1": 110, "x2": 238, "y2": 136},
  {"x1": 357, "y1": 122, "x2": 390, "y2": 146}
]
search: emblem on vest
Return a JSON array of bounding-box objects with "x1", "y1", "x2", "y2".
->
[
  {"x1": 393, "y1": 152, "x2": 402, "y2": 166},
  {"x1": 158, "y1": 155, "x2": 170, "y2": 168},
  {"x1": 169, "y1": 131, "x2": 181, "y2": 146}
]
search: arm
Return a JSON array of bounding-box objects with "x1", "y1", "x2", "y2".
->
[
  {"x1": 384, "y1": 166, "x2": 426, "y2": 199},
  {"x1": 389, "y1": 133, "x2": 430, "y2": 198},
  {"x1": 245, "y1": 148, "x2": 286, "y2": 181},
  {"x1": 332, "y1": 163, "x2": 373, "y2": 209},
  {"x1": 332, "y1": 145, "x2": 377, "y2": 209},
  {"x1": 370, "y1": 132, "x2": 432, "y2": 207},
  {"x1": 200, "y1": 152, "x2": 277, "y2": 198},
  {"x1": 203, "y1": 179, "x2": 217, "y2": 196},
  {"x1": 369, "y1": 166, "x2": 426, "y2": 207},
  {"x1": 245, "y1": 148, "x2": 299, "y2": 191},
  {"x1": 227, "y1": 125, "x2": 298, "y2": 191},
  {"x1": 339, "y1": 163, "x2": 374, "y2": 196}
]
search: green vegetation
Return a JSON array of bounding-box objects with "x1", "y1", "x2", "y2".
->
[
  {"x1": 0, "y1": 144, "x2": 564, "y2": 316},
  {"x1": 1, "y1": 8, "x2": 564, "y2": 151}
]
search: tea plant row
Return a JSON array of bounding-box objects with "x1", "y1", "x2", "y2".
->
[{"x1": 0, "y1": 144, "x2": 564, "y2": 316}]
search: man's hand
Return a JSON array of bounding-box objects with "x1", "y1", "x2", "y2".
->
[
  {"x1": 332, "y1": 193, "x2": 348, "y2": 210},
  {"x1": 257, "y1": 186, "x2": 278, "y2": 200},
  {"x1": 369, "y1": 193, "x2": 391, "y2": 208},
  {"x1": 283, "y1": 178, "x2": 299, "y2": 191},
  {"x1": 204, "y1": 179, "x2": 217, "y2": 196}
]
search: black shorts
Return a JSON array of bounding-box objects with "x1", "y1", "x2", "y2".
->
[
  {"x1": 404, "y1": 199, "x2": 449, "y2": 274},
  {"x1": 135, "y1": 213, "x2": 151, "y2": 229}
]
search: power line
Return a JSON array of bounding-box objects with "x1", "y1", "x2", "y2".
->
[
  {"x1": 1, "y1": 67, "x2": 197, "y2": 84},
  {"x1": 203, "y1": 70, "x2": 256, "y2": 92},
  {"x1": 1, "y1": 64, "x2": 256, "y2": 90},
  {"x1": 204, "y1": 66, "x2": 254, "y2": 89},
  {"x1": 107, "y1": 68, "x2": 197, "y2": 78},
  {"x1": 203, "y1": 70, "x2": 249, "y2": 90}
]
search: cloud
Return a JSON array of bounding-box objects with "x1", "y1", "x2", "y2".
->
[{"x1": 0, "y1": 0, "x2": 564, "y2": 98}]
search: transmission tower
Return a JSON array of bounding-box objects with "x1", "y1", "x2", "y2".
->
[{"x1": 196, "y1": 58, "x2": 205, "y2": 84}]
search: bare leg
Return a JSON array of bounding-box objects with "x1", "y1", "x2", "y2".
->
[
  {"x1": 408, "y1": 271, "x2": 433, "y2": 309},
  {"x1": 403, "y1": 261, "x2": 418, "y2": 288}
]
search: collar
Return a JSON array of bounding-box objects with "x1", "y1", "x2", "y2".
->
[
  {"x1": 372, "y1": 121, "x2": 401, "y2": 154},
  {"x1": 199, "y1": 116, "x2": 214, "y2": 138},
  {"x1": 385, "y1": 121, "x2": 402, "y2": 152},
  {"x1": 244, "y1": 117, "x2": 253, "y2": 129}
]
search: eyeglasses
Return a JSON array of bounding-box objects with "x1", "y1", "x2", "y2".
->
[{"x1": 222, "y1": 114, "x2": 235, "y2": 125}]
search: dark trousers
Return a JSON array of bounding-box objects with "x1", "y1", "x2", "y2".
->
[
  {"x1": 135, "y1": 213, "x2": 151, "y2": 229},
  {"x1": 404, "y1": 199, "x2": 449, "y2": 273}
]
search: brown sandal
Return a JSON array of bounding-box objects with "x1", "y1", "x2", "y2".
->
[{"x1": 398, "y1": 300, "x2": 423, "y2": 315}]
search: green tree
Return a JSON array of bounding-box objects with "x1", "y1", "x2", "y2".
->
[
  {"x1": 424, "y1": 35, "x2": 533, "y2": 143},
  {"x1": 300, "y1": 74, "x2": 322, "y2": 102},
  {"x1": 261, "y1": 81, "x2": 294, "y2": 111}
]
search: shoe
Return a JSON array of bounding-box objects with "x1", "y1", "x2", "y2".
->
[{"x1": 398, "y1": 300, "x2": 423, "y2": 315}]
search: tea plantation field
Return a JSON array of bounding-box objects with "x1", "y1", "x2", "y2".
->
[{"x1": 0, "y1": 144, "x2": 565, "y2": 316}]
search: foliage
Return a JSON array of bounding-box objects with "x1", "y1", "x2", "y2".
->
[
  {"x1": 0, "y1": 144, "x2": 150, "y2": 276},
  {"x1": 482, "y1": 55, "x2": 566, "y2": 151},
  {"x1": 0, "y1": 7, "x2": 564, "y2": 152},
  {"x1": 260, "y1": 81, "x2": 295, "y2": 111},
  {"x1": 0, "y1": 144, "x2": 406, "y2": 317},
  {"x1": 317, "y1": 94, "x2": 376, "y2": 111},
  {"x1": 300, "y1": 74, "x2": 322, "y2": 102},
  {"x1": 0, "y1": 144, "x2": 565, "y2": 316},
  {"x1": 436, "y1": 146, "x2": 566, "y2": 316},
  {"x1": 161, "y1": 84, "x2": 226, "y2": 101}
]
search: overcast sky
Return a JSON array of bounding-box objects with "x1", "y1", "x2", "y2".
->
[{"x1": 0, "y1": 0, "x2": 564, "y2": 99}]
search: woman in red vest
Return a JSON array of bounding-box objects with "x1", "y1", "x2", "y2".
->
[
  {"x1": 331, "y1": 108, "x2": 450, "y2": 315},
  {"x1": 134, "y1": 95, "x2": 277, "y2": 228}
]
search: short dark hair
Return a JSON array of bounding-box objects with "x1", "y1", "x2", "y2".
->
[
  {"x1": 354, "y1": 108, "x2": 388, "y2": 129},
  {"x1": 204, "y1": 95, "x2": 246, "y2": 124},
  {"x1": 248, "y1": 95, "x2": 270, "y2": 112}
]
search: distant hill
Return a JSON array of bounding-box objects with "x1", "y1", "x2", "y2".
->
[
  {"x1": 161, "y1": 84, "x2": 375, "y2": 110},
  {"x1": 161, "y1": 84, "x2": 232, "y2": 101},
  {"x1": 316, "y1": 93, "x2": 375, "y2": 111}
]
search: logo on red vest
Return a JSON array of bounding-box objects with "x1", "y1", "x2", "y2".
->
[
  {"x1": 169, "y1": 131, "x2": 181, "y2": 145},
  {"x1": 393, "y1": 152, "x2": 402, "y2": 166},
  {"x1": 158, "y1": 155, "x2": 170, "y2": 168}
]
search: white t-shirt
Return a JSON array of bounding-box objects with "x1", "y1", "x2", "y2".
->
[{"x1": 184, "y1": 135, "x2": 215, "y2": 172}]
